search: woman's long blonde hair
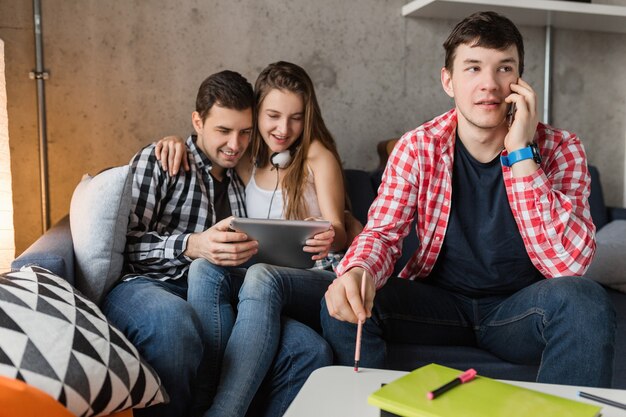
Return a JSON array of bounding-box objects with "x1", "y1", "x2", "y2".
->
[{"x1": 252, "y1": 61, "x2": 343, "y2": 220}]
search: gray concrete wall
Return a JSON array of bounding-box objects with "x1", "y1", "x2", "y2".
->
[{"x1": 1, "y1": 0, "x2": 625, "y2": 255}]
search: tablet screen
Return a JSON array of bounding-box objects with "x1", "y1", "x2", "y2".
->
[{"x1": 230, "y1": 218, "x2": 331, "y2": 269}]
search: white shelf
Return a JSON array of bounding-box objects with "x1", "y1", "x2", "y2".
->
[{"x1": 402, "y1": 0, "x2": 626, "y2": 34}]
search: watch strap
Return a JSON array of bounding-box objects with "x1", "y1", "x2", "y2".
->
[{"x1": 501, "y1": 145, "x2": 540, "y2": 167}]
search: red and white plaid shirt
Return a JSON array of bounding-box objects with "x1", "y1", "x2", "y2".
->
[{"x1": 337, "y1": 109, "x2": 596, "y2": 289}]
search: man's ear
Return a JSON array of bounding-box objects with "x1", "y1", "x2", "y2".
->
[
  {"x1": 191, "y1": 111, "x2": 203, "y2": 134},
  {"x1": 441, "y1": 67, "x2": 454, "y2": 98}
]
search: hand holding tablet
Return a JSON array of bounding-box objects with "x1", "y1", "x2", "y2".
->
[{"x1": 230, "y1": 218, "x2": 332, "y2": 269}]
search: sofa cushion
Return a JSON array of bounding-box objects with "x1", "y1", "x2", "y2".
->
[
  {"x1": 585, "y1": 220, "x2": 626, "y2": 293},
  {"x1": 70, "y1": 165, "x2": 131, "y2": 306},
  {"x1": 345, "y1": 169, "x2": 376, "y2": 225},
  {"x1": 588, "y1": 165, "x2": 608, "y2": 230},
  {"x1": 0, "y1": 266, "x2": 168, "y2": 416}
]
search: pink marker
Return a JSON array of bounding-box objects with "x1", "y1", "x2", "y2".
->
[
  {"x1": 354, "y1": 270, "x2": 367, "y2": 372},
  {"x1": 426, "y1": 369, "x2": 477, "y2": 400}
]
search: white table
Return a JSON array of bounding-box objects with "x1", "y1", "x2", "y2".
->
[{"x1": 284, "y1": 366, "x2": 626, "y2": 417}]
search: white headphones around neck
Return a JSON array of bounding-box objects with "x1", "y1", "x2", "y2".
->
[
  {"x1": 270, "y1": 149, "x2": 294, "y2": 169},
  {"x1": 266, "y1": 146, "x2": 297, "y2": 218}
]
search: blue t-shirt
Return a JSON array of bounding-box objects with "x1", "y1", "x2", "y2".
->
[{"x1": 428, "y1": 136, "x2": 542, "y2": 297}]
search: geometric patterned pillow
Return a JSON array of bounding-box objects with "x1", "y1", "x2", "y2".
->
[{"x1": 0, "y1": 266, "x2": 168, "y2": 416}]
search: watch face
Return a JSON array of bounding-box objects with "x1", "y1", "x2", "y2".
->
[{"x1": 531, "y1": 143, "x2": 542, "y2": 164}]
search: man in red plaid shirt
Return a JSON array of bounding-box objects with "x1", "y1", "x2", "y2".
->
[{"x1": 321, "y1": 11, "x2": 615, "y2": 387}]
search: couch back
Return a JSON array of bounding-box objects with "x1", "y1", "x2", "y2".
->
[
  {"x1": 14, "y1": 165, "x2": 606, "y2": 284},
  {"x1": 344, "y1": 168, "x2": 418, "y2": 275},
  {"x1": 345, "y1": 165, "x2": 606, "y2": 276}
]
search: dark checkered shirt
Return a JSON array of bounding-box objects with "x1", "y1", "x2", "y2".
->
[{"x1": 123, "y1": 135, "x2": 247, "y2": 281}]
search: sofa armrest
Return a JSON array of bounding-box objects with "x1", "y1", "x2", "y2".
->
[
  {"x1": 11, "y1": 215, "x2": 75, "y2": 285},
  {"x1": 608, "y1": 206, "x2": 626, "y2": 222}
]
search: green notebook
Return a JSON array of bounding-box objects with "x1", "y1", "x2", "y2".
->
[{"x1": 368, "y1": 364, "x2": 601, "y2": 417}]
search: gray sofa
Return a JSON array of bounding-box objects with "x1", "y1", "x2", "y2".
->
[{"x1": 12, "y1": 166, "x2": 626, "y2": 388}]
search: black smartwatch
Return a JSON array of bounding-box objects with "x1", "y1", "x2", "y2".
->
[{"x1": 500, "y1": 143, "x2": 541, "y2": 167}]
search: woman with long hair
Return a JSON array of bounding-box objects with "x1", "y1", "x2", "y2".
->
[
  {"x1": 156, "y1": 61, "x2": 359, "y2": 417},
  {"x1": 244, "y1": 61, "x2": 347, "y2": 244}
]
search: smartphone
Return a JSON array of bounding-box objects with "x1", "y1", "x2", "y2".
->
[{"x1": 507, "y1": 102, "x2": 516, "y2": 127}]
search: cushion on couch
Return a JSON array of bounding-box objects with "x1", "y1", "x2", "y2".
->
[
  {"x1": 345, "y1": 169, "x2": 376, "y2": 225},
  {"x1": 588, "y1": 165, "x2": 608, "y2": 230},
  {"x1": 70, "y1": 165, "x2": 131, "y2": 306},
  {"x1": 0, "y1": 266, "x2": 168, "y2": 416},
  {"x1": 585, "y1": 220, "x2": 626, "y2": 293}
]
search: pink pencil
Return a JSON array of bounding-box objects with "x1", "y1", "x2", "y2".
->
[{"x1": 354, "y1": 270, "x2": 367, "y2": 372}]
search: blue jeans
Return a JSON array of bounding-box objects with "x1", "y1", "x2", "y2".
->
[
  {"x1": 102, "y1": 277, "x2": 204, "y2": 417},
  {"x1": 321, "y1": 276, "x2": 616, "y2": 387},
  {"x1": 189, "y1": 260, "x2": 335, "y2": 417},
  {"x1": 187, "y1": 263, "x2": 245, "y2": 411}
]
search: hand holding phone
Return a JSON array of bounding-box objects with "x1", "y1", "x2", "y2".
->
[{"x1": 503, "y1": 79, "x2": 541, "y2": 176}]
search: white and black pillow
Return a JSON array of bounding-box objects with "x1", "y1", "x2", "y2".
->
[{"x1": 0, "y1": 266, "x2": 168, "y2": 416}]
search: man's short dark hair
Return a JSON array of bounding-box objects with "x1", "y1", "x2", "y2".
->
[
  {"x1": 196, "y1": 70, "x2": 254, "y2": 121},
  {"x1": 443, "y1": 11, "x2": 525, "y2": 76}
]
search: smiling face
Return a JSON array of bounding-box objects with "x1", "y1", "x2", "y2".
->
[
  {"x1": 192, "y1": 104, "x2": 253, "y2": 179},
  {"x1": 257, "y1": 88, "x2": 305, "y2": 154},
  {"x1": 441, "y1": 42, "x2": 520, "y2": 135}
]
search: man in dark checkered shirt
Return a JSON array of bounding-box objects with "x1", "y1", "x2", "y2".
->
[{"x1": 102, "y1": 71, "x2": 331, "y2": 417}]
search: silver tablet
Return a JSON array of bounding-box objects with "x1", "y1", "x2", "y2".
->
[{"x1": 230, "y1": 217, "x2": 331, "y2": 269}]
